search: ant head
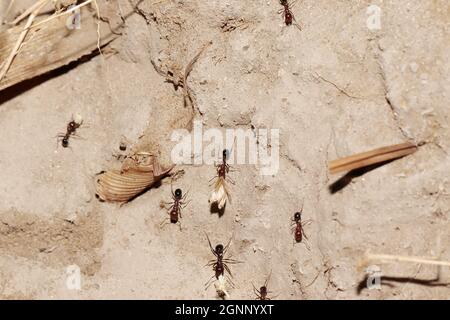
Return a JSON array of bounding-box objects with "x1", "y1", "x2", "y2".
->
[
  {"x1": 62, "y1": 138, "x2": 69, "y2": 148},
  {"x1": 215, "y1": 244, "x2": 224, "y2": 254},
  {"x1": 260, "y1": 286, "x2": 267, "y2": 294},
  {"x1": 223, "y1": 149, "x2": 232, "y2": 160},
  {"x1": 294, "y1": 212, "x2": 301, "y2": 221},
  {"x1": 174, "y1": 188, "x2": 182, "y2": 198}
]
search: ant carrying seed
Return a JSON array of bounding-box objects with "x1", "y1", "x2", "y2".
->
[
  {"x1": 160, "y1": 184, "x2": 190, "y2": 230},
  {"x1": 204, "y1": 233, "x2": 241, "y2": 289},
  {"x1": 209, "y1": 148, "x2": 236, "y2": 210},
  {"x1": 252, "y1": 271, "x2": 276, "y2": 300},
  {"x1": 56, "y1": 114, "x2": 83, "y2": 148},
  {"x1": 291, "y1": 205, "x2": 312, "y2": 249},
  {"x1": 278, "y1": 0, "x2": 301, "y2": 30}
]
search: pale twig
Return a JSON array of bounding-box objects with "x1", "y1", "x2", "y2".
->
[
  {"x1": 358, "y1": 252, "x2": 450, "y2": 272},
  {"x1": 328, "y1": 142, "x2": 417, "y2": 174},
  {"x1": 183, "y1": 40, "x2": 212, "y2": 108},
  {"x1": 4, "y1": 0, "x2": 15, "y2": 20},
  {"x1": 25, "y1": 0, "x2": 101, "y2": 55},
  {"x1": 8, "y1": 0, "x2": 48, "y2": 25},
  {"x1": 28, "y1": 0, "x2": 93, "y2": 31}
]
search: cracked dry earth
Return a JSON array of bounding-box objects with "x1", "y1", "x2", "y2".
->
[{"x1": 0, "y1": 0, "x2": 449, "y2": 299}]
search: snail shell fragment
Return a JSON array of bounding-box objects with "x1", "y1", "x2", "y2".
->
[{"x1": 95, "y1": 153, "x2": 174, "y2": 203}]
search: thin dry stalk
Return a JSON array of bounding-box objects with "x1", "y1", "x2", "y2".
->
[
  {"x1": 4, "y1": 0, "x2": 15, "y2": 20},
  {"x1": 8, "y1": 0, "x2": 46, "y2": 25},
  {"x1": 183, "y1": 40, "x2": 212, "y2": 108},
  {"x1": 358, "y1": 252, "x2": 450, "y2": 272},
  {"x1": 0, "y1": 0, "x2": 102, "y2": 84},
  {"x1": 0, "y1": 0, "x2": 47, "y2": 83},
  {"x1": 329, "y1": 142, "x2": 417, "y2": 174},
  {"x1": 29, "y1": 0, "x2": 94, "y2": 30}
]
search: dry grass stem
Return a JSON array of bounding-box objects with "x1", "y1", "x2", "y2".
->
[
  {"x1": 329, "y1": 142, "x2": 418, "y2": 174},
  {"x1": 358, "y1": 252, "x2": 450, "y2": 272}
]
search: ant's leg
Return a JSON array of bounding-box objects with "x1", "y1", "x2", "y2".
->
[
  {"x1": 223, "y1": 237, "x2": 233, "y2": 255},
  {"x1": 182, "y1": 188, "x2": 190, "y2": 201},
  {"x1": 222, "y1": 255, "x2": 242, "y2": 264},
  {"x1": 225, "y1": 275, "x2": 235, "y2": 288},
  {"x1": 209, "y1": 175, "x2": 218, "y2": 184},
  {"x1": 181, "y1": 200, "x2": 191, "y2": 209},
  {"x1": 204, "y1": 275, "x2": 216, "y2": 289},
  {"x1": 204, "y1": 232, "x2": 217, "y2": 256},
  {"x1": 289, "y1": 0, "x2": 299, "y2": 9},
  {"x1": 292, "y1": 13, "x2": 302, "y2": 30},
  {"x1": 252, "y1": 283, "x2": 261, "y2": 298},
  {"x1": 177, "y1": 220, "x2": 182, "y2": 231},
  {"x1": 159, "y1": 218, "x2": 171, "y2": 229},
  {"x1": 226, "y1": 176, "x2": 236, "y2": 185},
  {"x1": 302, "y1": 228, "x2": 309, "y2": 240},
  {"x1": 303, "y1": 237, "x2": 311, "y2": 251},
  {"x1": 71, "y1": 133, "x2": 87, "y2": 140},
  {"x1": 205, "y1": 260, "x2": 217, "y2": 267},
  {"x1": 265, "y1": 270, "x2": 272, "y2": 288},
  {"x1": 223, "y1": 263, "x2": 233, "y2": 278},
  {"x1": 55, "y1": 133, "x2": 66, "y2": 149},
  {"x1": 170, "y1": 180, "x2": 175, "y2": 198}
]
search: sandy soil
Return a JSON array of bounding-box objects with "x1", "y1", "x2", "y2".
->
[{"x1": 0, "y1": 0, "x2": 449, "y2": 299}]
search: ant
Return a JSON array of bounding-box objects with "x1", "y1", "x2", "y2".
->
[
  {"x1": 209, "y1": 148, "x2": 237, "y2": 210},
  {"x1": 160, "y1": 184, "x2": 190, "y2": 230},
  {"x1": 291, "y1": 205, "x2": 312, "y2": 249},
  {"x1": 56, "y1": 115, "x2": 83, "y2": 148},
  {"x1": 252, "y1": 271, "x2": 276, "y2": 300},
  {"x1": 218, "y1": 150, "x2": 232, "y2": 180},
  {"x1": 204, "y1": 233, "x2": 241, "y2": 289},
  {"x1": 278, "y1": 0, "x2": 302, "y2": 30},
  {"x1": 210, "y1": 149, "x2": 236, "y2": 184}
]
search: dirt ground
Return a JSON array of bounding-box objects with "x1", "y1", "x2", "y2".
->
[{"x1": 0, "y1": 0, "x2": 449, "y2": 299}]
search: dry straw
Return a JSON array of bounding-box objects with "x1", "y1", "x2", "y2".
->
[
  {"x1": 0, "y1": 0, "x2": 101, "y2": 83},
  {"x1": 358, "y1": 251, "x2": 450, "y2": 272},
  {"x1": 329, "y1": 142, "x2": 418, "y2": 175}
]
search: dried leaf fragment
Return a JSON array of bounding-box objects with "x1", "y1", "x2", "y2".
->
[{"x1": 95, "y1": 153, "x2": 174, "y2": 203}]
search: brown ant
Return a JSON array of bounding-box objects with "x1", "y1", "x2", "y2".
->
[
  {"x1": 56, "y1": 115, "x2": 83, "y2": 148},
  {"x1": 204, "y1": 233, "x2": 241, "y2": 289},
  {"x1": 160, "y1": 184, "x2": 190, "y2": 230},
  {"x1": 278, "y1": 0, "x2": 301, "y2": 30},
  {"x1": 211, "y1": 149, "x2": 234, "y2": 184},
  {"x1": 291, "y1": 205, "x2": 312, "y2": 249},
  {"x1": 252, "y1": 271, "x2": 276, "y2": 300},
  {"x1": 209, "y1": 148, "x2": 237, "y2": 210},
  {"x1": 210, "y1": 149, "x2": 236, "y2": 184}
]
